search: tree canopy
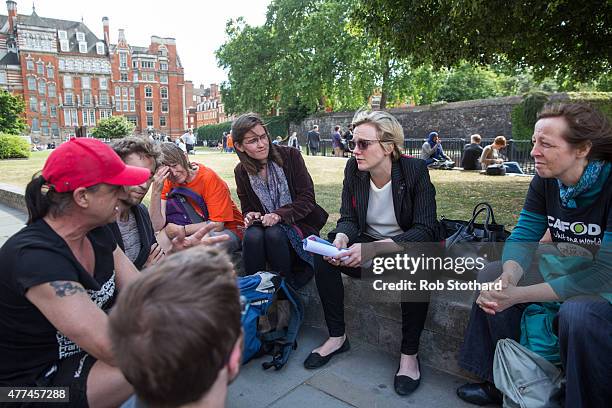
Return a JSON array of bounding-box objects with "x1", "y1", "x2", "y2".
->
[
  {"x1": 352, "y1": 0, "x2": 612, "y2": 82},
  {"x1": 0, "y1": 90, "x2": 27, "y2": 135},
  {"x1": 91, "y1": 115, "x2": 135, "y2": 139}
]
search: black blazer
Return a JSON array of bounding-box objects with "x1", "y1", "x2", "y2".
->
[
  {"x1": 329, "y1": 156, "x2": 439, "y2": 243},
  {"x1": 234, "y1": 145, "x2": 328, "y2": 237}
]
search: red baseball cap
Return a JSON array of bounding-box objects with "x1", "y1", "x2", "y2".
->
[{"x1": 42, "y1": 138, "x2": 151, "y2": 192}]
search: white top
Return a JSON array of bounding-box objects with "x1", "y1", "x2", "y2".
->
[{"x1": 366, "y1": 179, "x2": 403, "y2": 239}]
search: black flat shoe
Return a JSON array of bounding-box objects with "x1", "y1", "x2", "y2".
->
[
  {"x1": 303, "y1": 338, "x2": 350, "y2": 369},
  {"x1": 456, "y1": 382, "x2": 503, "y2": 406},
  {"x1": 394, "y1": 357, "x2": 421, "y2": 396}
]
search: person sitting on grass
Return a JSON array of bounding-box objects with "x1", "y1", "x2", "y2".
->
[
  {"x1": 461, "y1": 134, "x2": 483, "y2": 170},
  {"x1": 109, "y1": 246, "x2": 243, "y2": 408},
  {"x1": 480, "y1": 135, "x2": 524, "y2": 174},
  {"x1": 420, "y1": 131, "x2": 451, "y2": 166}
]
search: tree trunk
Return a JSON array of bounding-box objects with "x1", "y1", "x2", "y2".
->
[{"x1": 379, "y1": 44, "x2": 391, "y2": 109}]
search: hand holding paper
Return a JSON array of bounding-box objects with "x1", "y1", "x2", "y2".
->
[{"x1": 303, "y1": 235, "x2": 349, "y2": 258}]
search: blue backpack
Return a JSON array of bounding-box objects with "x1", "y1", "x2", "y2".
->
[{"x1": 239, "y1": 272, "x2": 304, "y2": 370}]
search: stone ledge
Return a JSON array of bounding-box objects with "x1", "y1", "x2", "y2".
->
[
  {"x1": 297, "y1": 276, "x2": 477, "y2": 379},
  {"x1": 0, "y1": 184, "x2": 26, "y2": 213}
]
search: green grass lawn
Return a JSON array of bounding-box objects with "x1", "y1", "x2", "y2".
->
[{"x1": 0, "y1": 149, "x2": 531, "y2": 236}]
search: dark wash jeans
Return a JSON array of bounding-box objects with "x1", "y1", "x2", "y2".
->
[
  {"x1": 313, "y1": 234, "x2": 430, "y2": 355},
  {"x1": 459, "y1": 261, "x2": 612, "y2": 408}
]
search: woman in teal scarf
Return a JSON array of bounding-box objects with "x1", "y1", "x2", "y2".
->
[{"x1": 456, "y1": 103, "x2": 612, "y2": 408}]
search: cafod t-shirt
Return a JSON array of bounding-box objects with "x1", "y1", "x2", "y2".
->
[{"x1": 0, "y1": 219, "x2": 117, "y2": 385}]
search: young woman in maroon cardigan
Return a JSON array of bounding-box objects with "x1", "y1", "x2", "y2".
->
[{"x1": 232, "y1": 113, "x2": 328, "y2": 288}]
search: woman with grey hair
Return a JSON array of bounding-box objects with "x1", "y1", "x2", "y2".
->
[{"x1": 304, "y1": 110, "x2": 439, "y2": 396}]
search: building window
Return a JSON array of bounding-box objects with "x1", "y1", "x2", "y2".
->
[
  {"x1": 142, "y1": 61, "x2": 155, "y2": 69},
  {"x1": 145, "y1": 100, "x2": 153, "y2": 112},
  {"x1": 58, "y1": 30, "x2": 67, "y2": 40},
  {"x1": 60, "y1": 40, "x2": 69, "y2": 52},
  {"x1": 160, "y1": 87, "x2": 168, "y2": 99},
  {"x1": 133, "y1": 72, "x2": 138, "y2": 82},
  {"x1": 29, "y1": 96, "x2": 38, "y2": 112},
  {"x1": 161, "y1": 101, "x2": 168, "y2": 113},
  {"x1": 132, "y1": 60, "x2": 138, "y2": 69},
  {"x1": 129, "y1": 100, "x2": 135, "y2": 112},
  {"x1": 47, "y1": 66, "x2": 54, "y2": 78},
  {"x1": 64, "y1": 91, "x2": 73, "y2": 105},
  {"x1": 119, "y1": 53, "x2": 128, "y2": 69},
  {"x1": 79, "y1": 41, "x2": 88, "y2": 52},
  {"x1": 122, "y1": 87, "x2": 128, "y2": 97},
  {"x1": 40, "y1": 100, "x2": 47, "y2": 115},
  {"x1": 50, "y1": 105, "x2": 57, "y2": 117},
  {"x1": 99, "y1": 77, "x2": 108, "y2": 90},
  {"x1": 123, "y1": 100, "x2": 128, "y2": 111},
  {"x1": 76, "y1": 32, "x2": 85, "y2": 42},
  {"x1": 42, "y1": 120, "x2": 49, "y2": 135},
  {"x1": 81, "y1": 76, "x2": 90, "y2": 89},
  {"x1": 99, "y1": 91, "x2": 109, "y2": 105},
  {"x1": 115, "y1": 87, "x2": 120, "y2": 98},
  {"x1": 51, "y1": 122, "x2": 59, "y2": 136},
  {"x1": 120, "y1": 72, "x2": 128, "y2": 81},
  {"x1": 36, "y1": 62, "x2": 44, "y2": 75},
  {"x1": 0, "y1": 71, "x2": 6, "y2": 84},
  {"x1": 82, "y1": 109, "x2": 96, "y2": 126},
  {"x1": 31, "y1": 118, "x2": 39, "y2": 131},
  {"x1": 145, "y1": 86, "x2": 152, "y2": 98},
  {"x1": 115, "y1": 99, "x2": 121, "y2": 111},
  {"x1": 160, "y1": 62, "x2": 168, "y2": 70},
  {"x1": 26, "y1": 59, "x2": 34, "y2": 70},
  {"x1": 82, "y1": 90, "x2": 92, "y2": 106},
  {"x1": 100, "y1": 109, "x2": 112, "y2": 119},
  {"x1": 127, "y1": 116, "x2": 137, "y2": 126},
  {"x1": 27, "y1": 76, "x2": 36, "y2": 90},
  {"x1": 160, "y1": 116, "x2": 166, "y2": 127},
  {"x1": 146, "y1": 116, "x2": 153, "y2": 127},
  {"x1": 129, "y1": 87, "x2": 135, "y2": 98},
  {"x1": 38, "y1": 79, "x2": 46, "y2": 95},
  {"x1": 48, "y1": 83, "x2": 56, "y2": 97},
  {"x1": 160, "y1": 74, "x2": 168, "y2": 84},
  {"x1": 63, "y1": 75, "x2": 72, "y2": 88},
  {"x1": 96, "y1": 42, "x2": 105, "y2": 55}
]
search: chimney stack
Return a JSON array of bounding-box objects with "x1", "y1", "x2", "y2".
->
[
  {"x1": 118, "y1": 28, "x2": 126, "y2": 44},
  {"x1": 6, "y1": 1, "x2": 17, "y2": 33},
  {"x1": 102, "y1": 16, "x2": 109, "y2": 45}
]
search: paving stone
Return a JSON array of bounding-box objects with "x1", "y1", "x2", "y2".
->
[{"x1": 266, "y1": 385, "x2": 353, "y2": 408}]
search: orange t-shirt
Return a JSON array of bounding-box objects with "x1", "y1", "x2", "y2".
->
[
  {"x1": 227, "y1": 134, "x2": 234, "y2": 148},
  {"x1": 161, "y1": 163, "x2": 244, "y2": 238}
]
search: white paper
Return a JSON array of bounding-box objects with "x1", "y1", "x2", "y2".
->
[{"x1": 303, "y1": 235, "x2": 349, "y2": 258}]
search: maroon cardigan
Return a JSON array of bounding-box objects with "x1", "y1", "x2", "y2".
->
[{"x1": 234, "y1": 145, "x2": 328, "y2": 237}]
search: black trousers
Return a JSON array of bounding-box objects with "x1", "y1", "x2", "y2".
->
[
  {"x1": 242, "y1": 224, "x2": 296, "y2": 277},
  {"x1": 313, "y1": 244, "x2": 430, "y2": 355},
  {"x1": 459, "y1": 261, "x2": 612, "y2": 408}
]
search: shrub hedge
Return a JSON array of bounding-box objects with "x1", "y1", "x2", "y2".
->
[
  {"x1": 0, "y1": 133, "x2": 30, "y2": 159},
  {"x1": 512, "y1": 91, "x2": 612, "y2": 141},
  {"x1": 196, "y1": 115, "x2": 289, "y2": 144}
]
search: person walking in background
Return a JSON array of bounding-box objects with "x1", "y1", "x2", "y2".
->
[
  {"x1": 461, "y1": 134, "x2": 484, "y2": 170},
  {"x1": 480, "y1": 136, "x2": 524, "y2": 174},
  {"x1": 288, "y1": 131, "x2": 300, "y2": 150},
  {"x1": 307, "y1": 125, "x2": 321, "y2": 156},
  {"x1": 227, "y1": 133, "x2": 234, "y2": 153},
  {"x1": 332, "y1": 125, "x2": 344, "y2": 157},
  {"x1": 181, "y1": 129, "x2": 196, "y2": 155},
  {"x1": 222, "y1": 132, "x2": 228, "y2": 152}
]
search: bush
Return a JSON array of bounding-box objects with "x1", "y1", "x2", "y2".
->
[
  {"x1": 0, "y1": 133, "x2": 30, "y2": 159},
  {"x1": 196, "y1": 115, "x2": 289, "y2": 144},
  {"x1": 91, "y1": 116, "x2": 135, "y2": 139}
]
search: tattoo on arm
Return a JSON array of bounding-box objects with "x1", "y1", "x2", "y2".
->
[{"x1": 49, "y1": 281, "x2": 85, "y2": 297}]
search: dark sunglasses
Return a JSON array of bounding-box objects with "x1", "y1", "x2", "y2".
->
[{"x1": 348, "y1": 139, "x2": 381, "y2": 151}]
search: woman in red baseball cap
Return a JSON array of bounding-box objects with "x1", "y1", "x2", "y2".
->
[{"x1": 0, "y1": 138, "x2": 152, "y2": 407}]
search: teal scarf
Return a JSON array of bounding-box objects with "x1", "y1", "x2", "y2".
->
[{"x1": 558, "y1": 161, "x2": 608, "y2": 209}]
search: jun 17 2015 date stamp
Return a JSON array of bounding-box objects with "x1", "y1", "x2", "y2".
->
[{"x1": 0, "y1": 387, "x2": 69, "y2": 402}]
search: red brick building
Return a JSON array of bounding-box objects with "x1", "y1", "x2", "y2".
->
[
  {"x1": 0, "y1": 1, "x2": 186, "y2": 143},
  {"x1": 194, "y1": 83, "x2": 231, "y2": 128}
]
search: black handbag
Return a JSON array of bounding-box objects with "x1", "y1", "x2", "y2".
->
[{"x1": 440, "y1": 202, "x2": 511, "y2": 279}]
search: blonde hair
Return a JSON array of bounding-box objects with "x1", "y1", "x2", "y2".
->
[{"x1": 352, "y1": 110, "x2": 404, "y2": 160}]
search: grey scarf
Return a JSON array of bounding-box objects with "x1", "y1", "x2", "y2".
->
[{"x1": 248, "y1": 161, "x2": 292, "y2": 213}]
